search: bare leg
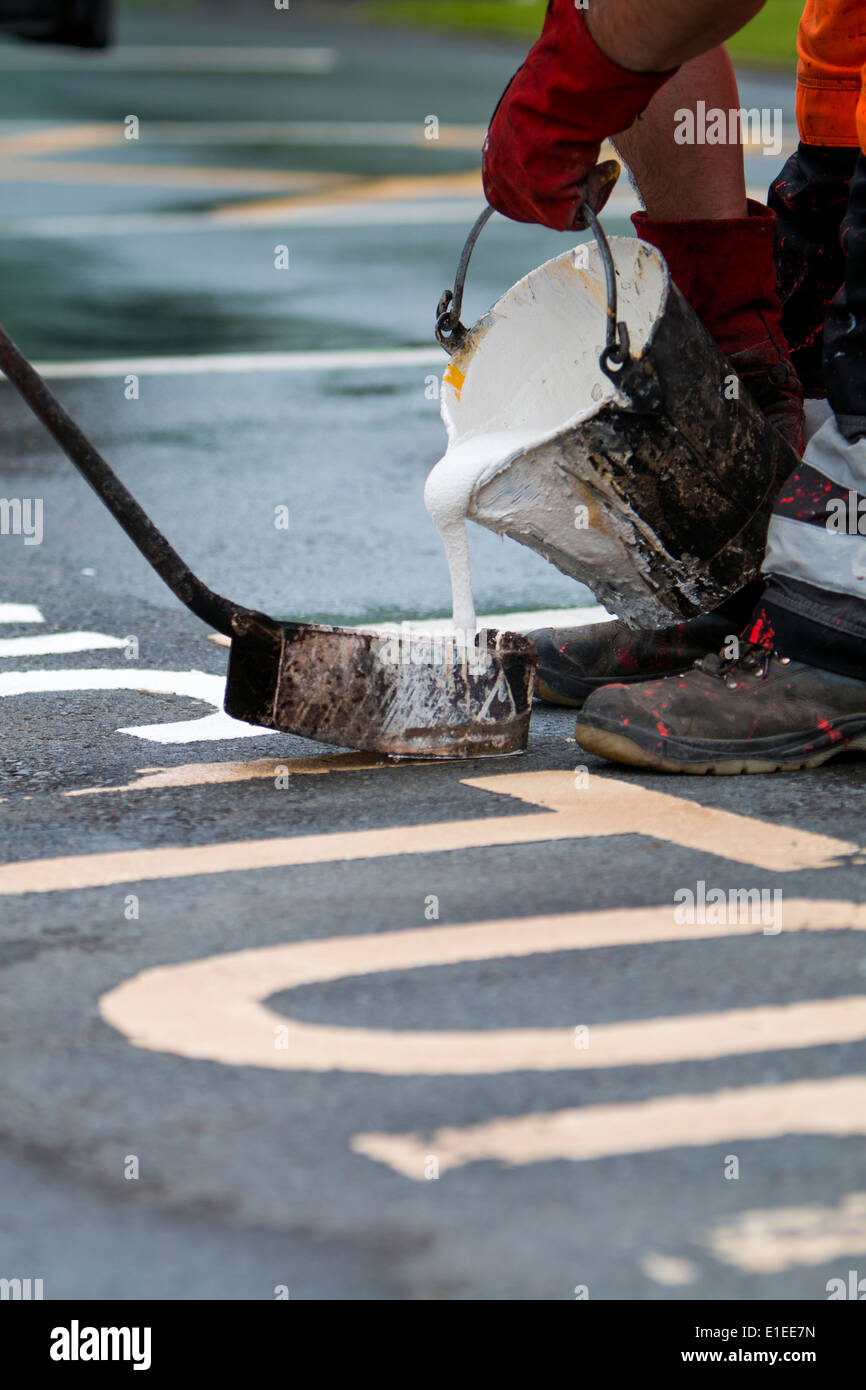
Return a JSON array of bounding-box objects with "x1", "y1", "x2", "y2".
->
[
  {"x1": 587, "y1": 0, "x2": 766, "y2": 71},
  {"x1": 613, "y1": 48, "x2": 748, "y2": 220}
]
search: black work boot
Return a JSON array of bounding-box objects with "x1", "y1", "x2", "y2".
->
[
  {"x1": 531, "y1": 610, "x2": 742, "y2": 709},
  {"x1": 533, "y1": 580, "x2": 768, "y2": 709},
  {"x1": 575, "y1": 642, "x2": 866, "y2": 774}
]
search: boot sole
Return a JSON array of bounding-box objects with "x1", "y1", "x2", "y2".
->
[
  {"x1": 576, "y1": 719, "x2": 866, "y2": 775},
  {"x1": 535, "y1": 676, "x2": 585, "y2": 709}
]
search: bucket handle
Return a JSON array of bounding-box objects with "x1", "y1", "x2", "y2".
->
[{"x1": 436, "y1": 200, "x2": 662, "y2": 412}]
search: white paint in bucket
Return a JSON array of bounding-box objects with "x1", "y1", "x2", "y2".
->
[{"x1": 425, "y1": 238, "x2": 668, "y2": 631}]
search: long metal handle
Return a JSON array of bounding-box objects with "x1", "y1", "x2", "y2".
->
[{"x1": 0, "y1": 324, "x2": 259, "y2": 638}]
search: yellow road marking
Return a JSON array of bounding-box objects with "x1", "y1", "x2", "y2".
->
[
  {"x1": 99, "y1": 900, "x2": 866, "y2": 1073},
  {"x1": 0, "y1": 121, "x2": 488, "y2": 155},
  {"x1": 64, "y1": 752, "x2": 392, "y2": 797},
  {"x1": 640, "y1": 1254, "x2": 698, "y2": 1287},
  {"x1": 213, "y1": 170, "x2": 483, "y2": 219},
  {"x1": 351, "y1": 1076, "x2": 866, "y2": 1178},
  {"x1": 706, "y1": 1192, "x2": 866, "y2": 1274},
  {"x1": 1, "y1": 771, "x2": 858, "y2": 895},
  {"x1": 0, "y1": 160, "x2": 345, "y2": 192},
  {"x1": 0, "y1": 125, "x2": 123, "y2": 156}
]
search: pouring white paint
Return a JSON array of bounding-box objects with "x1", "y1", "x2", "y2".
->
[
  {"x1": 424, "y1": 432, "x2": 526, "y2": 638},
  {"x1": 424, "y1": 238, "x2": 662, "y2": 636}
]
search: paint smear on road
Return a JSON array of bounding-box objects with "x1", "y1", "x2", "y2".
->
[
  {"x1": 65, "y1": 752, "x2": 392, "y2": 797},
  {"x1": 640, "y1": 1254, "x2": 698, "y2": 1288},
  {"x1": 98, "y1": 900, "x2": 866, "y2": 1073},
  {"x1": 351, "y1": 1076, "x2": 866, "y2": 1177}
]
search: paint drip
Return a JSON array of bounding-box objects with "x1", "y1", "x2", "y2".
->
[
  {"x1": 425, "y1": 238, "x2": 668, "y2": 632},
  {"x1": 424, "y1": 432, "x2": 535, "y2": 639}
]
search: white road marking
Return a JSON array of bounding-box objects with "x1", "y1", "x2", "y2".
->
[
  {"x1": 0, "y1": 603, "x2": 44, "y2": 624},
  {"x1": 0, "y1": 667, "x2": 265, "y2": 743},
  {"x1": 10, "y1": 347, "x2": 446, "y2": 382},
  {"x1": 98, "y1": 901, "x2": 866, "y2": 1075},
  {"x1": 0, "y1": 46, "x2": 340, "y2": 74},
  {"x1": 361, "y1": 606, "x2": 613, "y2": 636},
  {"x1": 207, "y1": 605, "x2": 613, "y2": 650},
  {"x1": 0, "y1": 189, "x2": 771, "y2": 238},
  {"x1": 0, "y1": 632, "x2": 126, "y2": 658}
]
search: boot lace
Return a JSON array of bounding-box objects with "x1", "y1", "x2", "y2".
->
[{"x1": 699, "y1": 641, "x2": 788, "y2": 687}]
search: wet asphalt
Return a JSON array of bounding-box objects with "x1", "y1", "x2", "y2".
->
[{"x1": 1, "y1": 3, "x2": 865, "y2": 1304}]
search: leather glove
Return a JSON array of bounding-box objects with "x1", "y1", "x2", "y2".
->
[{"x1": 482, "y1": 1, "x2": 676, "y2": 231}]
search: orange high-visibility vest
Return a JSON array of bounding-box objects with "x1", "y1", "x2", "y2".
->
[{"x1": 797, "y1": 0, "x2": 866, "y2": 150}]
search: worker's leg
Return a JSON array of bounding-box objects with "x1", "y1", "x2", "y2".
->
[
  {"x1": 611, "y1": 44, "x2": 803, "y2": 453},
  {"x1": 587, "y1": 0, "x2": 767, "y2": 72},
  {"x1": 574, "y1": 128, "x2": 866, "y2": 772},
  {"x1": 613, "y1": 47, "x2": 747, "y2": 220},
  {"x1": 531, "y1": 48, "x2": 799, "y2": 708},
  {"x1": 752, "y1": 150, "x2": 866, "y2": 676},
  {"x1": 769, "y1": 143, "x2": 858, "y2": 397}
]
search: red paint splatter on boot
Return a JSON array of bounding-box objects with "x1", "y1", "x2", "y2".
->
[
  {"x1": 743, "y1": 608, "x2": 776, "y2": 650},
  {"x1": 817, "y1": 717, "x2": 845, "y2": 745}
]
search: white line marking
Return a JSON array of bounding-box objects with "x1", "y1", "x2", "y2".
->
[
  {"x1": 0, "y1": 667, "x2": 265, "y2": 743},
  {"x1": 0, "y1": 189, "x2": 770, "y2": 238},
  {"x1": 0, "y1": 46, "x2": 340, "y2": 74},
  {"x1": 208, "y1": 607, "x2": 613, "y2": 650},
  {"x1": 0, "y1": 632, "x2": 126, "y2": 658},
  {"x1": 0, "y1": 603, "x2": 44, "y2": 624},
  {"x1": 6, "y1": 347, "x2": 445, "y2": 382},
  {"x1": 360, "y1": 607, "x2": 613, "y2": 637}
]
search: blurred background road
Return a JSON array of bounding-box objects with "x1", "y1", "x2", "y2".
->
[{"x1": 0, "y1": 0, "x2": 802, "y2": 622}]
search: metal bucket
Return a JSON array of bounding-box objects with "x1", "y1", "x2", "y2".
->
[
  {"x1": 434, "y1": 208, "x2": 798, "y2": 628},
  {"x1": 224, "y1": 613, "x2": 535, "y2": 759}
]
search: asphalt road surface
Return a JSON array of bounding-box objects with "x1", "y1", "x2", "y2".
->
[{"x1": 2, "y1": 3, "x2": 865, "y2": 1303}]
